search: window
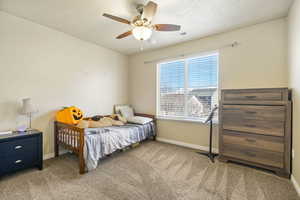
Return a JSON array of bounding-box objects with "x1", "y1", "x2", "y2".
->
[{"x1": 157, "y1": 52, "x2": 219, "y2": 122}]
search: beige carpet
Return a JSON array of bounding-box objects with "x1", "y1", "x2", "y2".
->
[{"x1": 0, "y1": 141, "x2": 299, "y2": 200}]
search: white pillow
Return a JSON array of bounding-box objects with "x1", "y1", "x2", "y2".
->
[
  {"x1": 119, "y1": 106, "x2": 134, "y2": 119},
  {"x1": 127, "y1": 116, "x2": 153, "y2": 125},
  {"x1": 115, "y1": 104, "x2": 130, "y2": 114}
]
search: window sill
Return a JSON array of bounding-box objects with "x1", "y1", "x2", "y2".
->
[{"x1": 156, "y1": 116, "x2": 219, "y2": 125}]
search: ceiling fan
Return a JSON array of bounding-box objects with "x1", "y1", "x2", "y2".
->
[{"x1": 103, "y1": 1, "x2": 181, "y2": 41}]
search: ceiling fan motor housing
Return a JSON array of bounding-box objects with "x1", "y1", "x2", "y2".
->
[
  {"x1": 132, "y1": 16, "x2": 151, "y2": 27},
  {"x1": 136, "y1": 4, "x2": 144, "y2": 15}
]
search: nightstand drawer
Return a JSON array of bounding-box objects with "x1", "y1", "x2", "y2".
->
[
  {"x1": 0, "y1": 137, "x2": 38, "y2": 157},
  {"x1": 0, "y1": 152, "x2": 38, "y2": 174}
]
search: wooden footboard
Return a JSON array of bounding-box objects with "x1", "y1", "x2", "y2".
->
[{"x1": 54, "y1": 121, "x2": 85, "y2": 174}]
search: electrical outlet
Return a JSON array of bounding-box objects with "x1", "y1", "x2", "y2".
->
[{"x1": 292, "y1": 149, "x2": 295, "y2": 159}]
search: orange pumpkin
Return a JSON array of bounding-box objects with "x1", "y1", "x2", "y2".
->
[{"x1": 56, "y1": 106, "x2": 84, "y2": 125}]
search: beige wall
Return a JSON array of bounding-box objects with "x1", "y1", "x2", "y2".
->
[
  {"x1": 0, "y1": 10, "x2": 290, "y2": 161},
  {"x1": 129, "y1": 18, "x2": 288, "y2": 149},
  {"x1": 0, "y1": 11, "x2": 129, "y2": 156},
  {"x1": 288, "y1": 0, "x2": 300, "y2": 185}
]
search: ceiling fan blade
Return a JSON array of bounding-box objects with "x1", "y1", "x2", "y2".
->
[
  {"x1": 116, "y1": 30, "x2": 132, "y2": 39},
  {"x1": 103, "y1": 13, "x2": 131, "y2": 25},
  {"x1": 142, "y1": 1, "x2": 158, "y2": 22},
  {"x1": 154, "y1": 24, "x2": 181, "y2": 31}
]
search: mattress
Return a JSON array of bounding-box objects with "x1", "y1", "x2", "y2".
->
[{"x1": 83, "y1": 122, "x2": 155, "y2": 171}]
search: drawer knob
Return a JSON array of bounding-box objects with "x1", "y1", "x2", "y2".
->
[
  {"x1": 245, "y1": 124, "x2": 256, "y2": 128},
  {"x1": 245, "y1": 111, "x2": 257, "y2": 114},
  {"x1": 245, "y1": 96, "x2": 257, "y2": 99},
  {"x1": 245, "y1": 138, "x2": 256, "y2": 143},
  {"x1": 245, "y1": 152, "x2": 256, "y2": 157},
  {"x1": 15, "y1": 160, "x2": 22, "y2": 164},
  {"x1": 15, "y1": 145, "x2": 23, "y2": 150}
]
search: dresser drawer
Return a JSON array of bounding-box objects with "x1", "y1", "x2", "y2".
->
[
  {"x1": 222, "y1": 130, "x2": 284, "y2": 153},
  {"x1": 0, "y1": 137, "x2": 38, "y2": 157},
  {"x1": 223, "y1": 144, "x2": 283, "y2": 168},
  {"x1": 222, "y1": 105, "x2": 285, "y2": 136},
  {"x1": 0, "y1": 152, "x2": 38, "y2": 174},
  {"x1": 223, "y1": 118, "x2": 284, "y2": 136},
  {"x1": 222, "y1": 105, "x2": 285, "y2": 121},
  {"x1": 222, "y1": 88, "x2": 287, "y2": 102}
]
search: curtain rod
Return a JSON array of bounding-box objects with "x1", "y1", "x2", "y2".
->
[{"x1": 143, "y1": 41, "x2": 239, "y2": 64}]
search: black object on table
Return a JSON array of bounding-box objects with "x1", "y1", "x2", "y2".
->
[
  {"x1": 197, "y1": 106, "x2": 218, "y2": 163},
  {"x1": 0, "y1": 130, "x2": 43, "y2": 176}
]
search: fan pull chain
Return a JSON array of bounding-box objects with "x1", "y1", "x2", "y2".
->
[{"x1": 140, "y1": 40, "x2": 144, "y2": 51}]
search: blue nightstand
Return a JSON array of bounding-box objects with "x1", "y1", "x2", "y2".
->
[{"x1": 0, "y1": 130, "x2": 43, "y2": 176}]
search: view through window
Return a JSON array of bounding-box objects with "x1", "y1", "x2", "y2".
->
[{"x1": 157, "y1": 53, "x2": 219, "y2": 121}]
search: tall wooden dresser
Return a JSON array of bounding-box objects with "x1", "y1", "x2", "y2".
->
[{"x1": 219, "y1": 88, "x2": 292, "y2": 178}]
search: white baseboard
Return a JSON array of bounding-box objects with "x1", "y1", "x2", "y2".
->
[
  {"x1": 43, "y1": 153, "x2": 55, "y2": 160},
  {"x1": 291, "y1": 175, "x2": 300, "y2": 196},
  {"x1": 156, "y1": 137, "x2": 219, "y2": 153},
  {"x1": 43, "y1": 149, "x2": 69, "y2": 160}
]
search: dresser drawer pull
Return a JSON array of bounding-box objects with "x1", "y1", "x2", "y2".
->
[
  {"x1": 245, "y1": 138, "x2": 256, "y2": 143},
  {"x1": 245, "y1": 111, "x2": 257, "y2": 114},
  {"x1": 15, "y1": 160, "x2": 22, "y2": 164},
  {"x1": 223, "y1": 108, "x2": 240, "y2": 111},
  {"x1": 245, "y1": 96, "x2": 257, "y2": 99},
  {"x1": 15, "y1": 145, "x2": 23, "y2": 150},
  {"x1": 245, "y1": 152, "x2": 256, "y2": 157},
  {"x1": 245, "y1": 124, "x2": 256, "y2": 128}
]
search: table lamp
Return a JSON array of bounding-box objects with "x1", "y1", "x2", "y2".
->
[{"x1": 21, "y1": 98, "x2": 38, "y2": 131}]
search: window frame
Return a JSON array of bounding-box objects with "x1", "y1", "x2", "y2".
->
[{"x1": 156, "y1": 51, "x2": 220, "y2": 123}]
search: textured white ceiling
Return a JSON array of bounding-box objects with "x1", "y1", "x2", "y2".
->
[{"x1": 0, "y1": 0, "x2": 294, "y2": 55}]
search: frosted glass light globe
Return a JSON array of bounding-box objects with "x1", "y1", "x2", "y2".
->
[{"x1": 132, "y1": 26, "x2": 152, "y2": 41}]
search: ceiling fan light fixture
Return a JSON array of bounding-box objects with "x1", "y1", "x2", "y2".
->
[
  {"x1": 103, "y1": 1, "x2": 181, "y2": 41},
  {"x1": 132, "y1": 26, "x2": 152, "y2": 41}
]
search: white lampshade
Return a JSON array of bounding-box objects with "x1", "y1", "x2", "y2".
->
[
  {"x1": 132, "y1": 26, "x2": 152, "y2": 41},
  {"x1": 21, "y1": 98, "x2": 37, "y2": 115}
]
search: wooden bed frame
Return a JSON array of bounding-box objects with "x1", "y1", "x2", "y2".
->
[{"x1": 54, "y1": 113, "x2": 156, "y2": 174}]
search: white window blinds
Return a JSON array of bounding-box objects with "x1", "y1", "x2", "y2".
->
[{"x1": 157, "y1": 53, "x2": 218, "y2": 121}]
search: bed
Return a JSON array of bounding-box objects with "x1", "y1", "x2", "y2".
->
[{"x1": 54, "y1": 113, "x2": 156, "y2": 174}]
